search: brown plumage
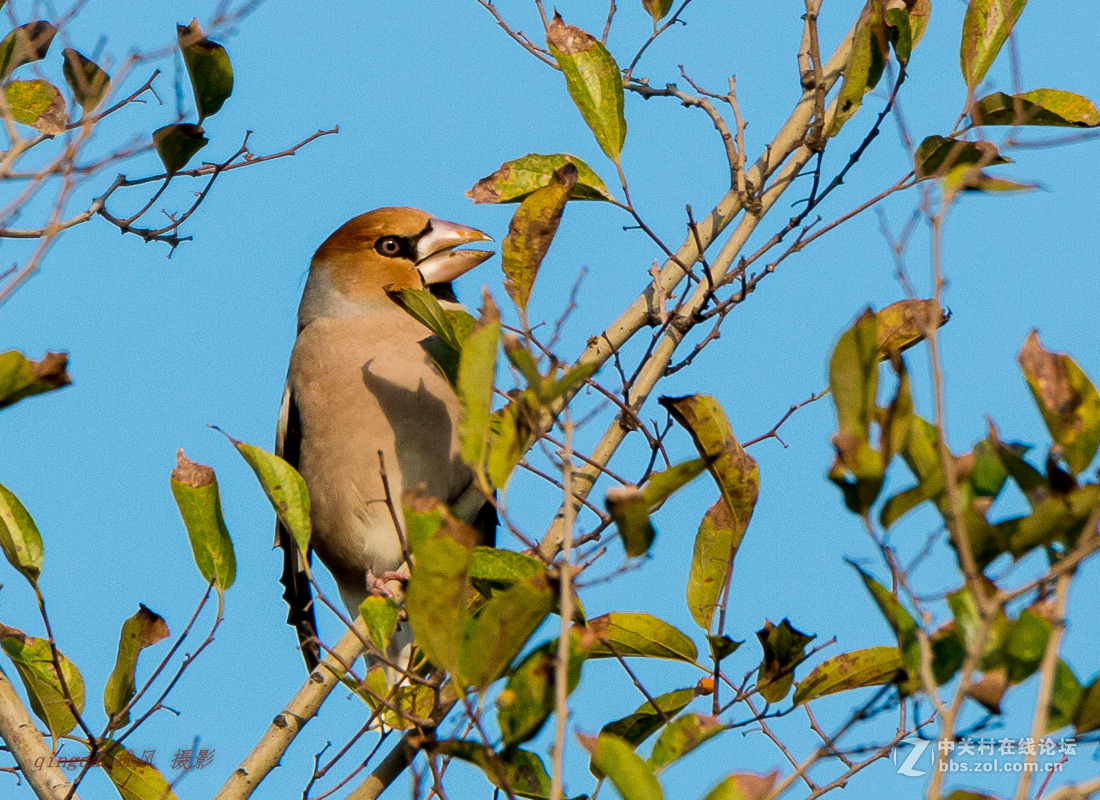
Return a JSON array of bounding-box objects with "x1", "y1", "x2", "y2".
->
[{"x1": 276, "y1": 207, "x2": 496, "y2": 671}]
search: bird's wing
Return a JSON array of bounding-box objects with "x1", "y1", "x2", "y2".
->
[{"x1": 276, "y1": 381, "x2": 321, "y2": 671}]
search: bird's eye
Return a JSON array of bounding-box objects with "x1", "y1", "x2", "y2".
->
[{"x1": 377, "y1": 236, "x2": 402, "y2": 257}]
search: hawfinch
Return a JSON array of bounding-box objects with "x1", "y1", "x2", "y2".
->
[{"x1": 276, "y1": 207, "x2": 497, "y2": 670}]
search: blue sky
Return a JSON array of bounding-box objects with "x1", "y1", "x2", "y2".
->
[{"x1": 1, "y1": 1, "x2": 1098, "y2": 798}]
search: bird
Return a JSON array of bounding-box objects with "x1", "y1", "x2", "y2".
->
[{"x1": 275, "y1": 207, "x2": 497, "y2": 672}]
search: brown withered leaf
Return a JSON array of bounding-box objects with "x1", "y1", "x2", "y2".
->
[{"x1": 0, "y1": 350, "x2": 70, "y2": 409}]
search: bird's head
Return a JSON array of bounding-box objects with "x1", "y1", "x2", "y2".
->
[{"x1": 306, "y1": 207, "x2": 494, "y2": 314}]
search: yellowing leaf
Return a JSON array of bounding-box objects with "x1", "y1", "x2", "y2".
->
[
  {"x1": 875, "y1": 299, "x2": 949, "y2": 357},
  {"x1": 701, "y1": 771, "x2": 779, "y2": 800},
  {"x1": 502, "y1": 163, "x2": 576, "y2": 315},
  {"x1": 223, "y1": 433, "x2": 311, "y2": 554},
  {"x1": 973, "y1": 89, "x2": 1100, "y2": 127},
  {"x1": 648, "y1": 713, "x2": 724, "y2": 770},
  {"x1": 830, "y1": 1, "x2": 887, "y2": 135},
  {"x1": 1018, "y1": 331, "x2": 1100, "y2": 475},
  {"x1": 101, "y1": 742, "x2": 179, "y2": 800},
  {"x1": 467, "y1": 152, "x2": 613, "y2": 203},
  {"x1": 103, "y1": 605, "x2": 169, "y2": 731},
  {"x1": 960, "y1": 0, "x2": 1027, "y2": 95},
  {"x1": 586, "y1": 612, "x2": 697, "y2": 662},
  {"x1": 793, "y1": 646, "x2": 904, "y2": 706},
  {"x1": 0, "y1": 480, "x2": 43, "y2": 585},
  {"x1": 547, "y1": 14, "x2": 627, "y2": 163},
  {"x1": 4, "y1": 79, "x2": 66, "y2": 134},
  {"x1": 457, "y1": 293, "x2": 501, "y2": 488},
  {"x1": 1, "y1": 625, "x2": 84, "y2": 741}
]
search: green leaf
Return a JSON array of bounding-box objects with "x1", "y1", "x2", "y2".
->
[
  {"x1": 642, "y1": 0, "x2": 674, "y2": 24},
  {"x1": 602, "y1": 688, "x2": 696, "y2": 748},
  {"x1": 1073, "y1": 673, "x2": 1100, "y2": 735},
  {"x1": 586, "y1": 612, "x2": 697, "y2": 662},
  {"x1": 0, "y1": 480, "x2": 43, "y2": 585},
  {"x1": 648, "y1": 713, "x2": 724, "y2": 770},
  {"x1": 501, "y1": 163, "x2": 576, "y2": 316},
  {"x1": 914, "y1": 136, "x2": 1009, "y2": 179},
  {"x1": 457, "y1": 293, "x2": 501, "y2": 488},
  {"x1": 436, "y1": 741, "x2": 551, "y2": 800},
  {"x1": 169, "y1": 451, "x2": 235, "y2": 592},
  {"x1": 101, "y1": 742, "x2": 180, "y2": 800},
  {"x1": 855, "y1": 565, "x2": 920, "y2": 690},
  {"x1": 0, "y1": 625, "x2": 84, "y2": 740},
  {"x1": 1046, "y1": 659, "x2": 1083, "y2": 733},
  {"x1": 62, "y1": 48, "x2": 110, "y2": 113},
  {"x1": 223, "y1": 433, "x2": 311, "y2": 555},
  {"x1": 793, "y1": 646, "x2": 904, "y2": 706},
  {"x1": 4, "y1": 79, "x2": 66, "y2": 134},
  {"x1": 460, "y1": 575, "x2": 555, "y2": 690},
  {"x1": 469, "y1": 546, "x2": 547, "y2": 593},
  {"x1": 755, "y1": 619, "x2": 814, "y2": 703},
  {"x1": 153, "y1": 123, "x2": 208, "y2": 175},
  {"x1": 973, "y1": 89, "x2": 1100, "y2": 128},
  {"x1": 579, "y1": 732, "x2": 663, "y2": 800},
  {"x1": 1018, "y1": 331, "x2": 1100, "y2": 475},
  {"x1": 1000, "y1": 484, "x2": 1100, "y2": 558},
  {"x1": 700, "y1": 771, "x2": 779, "y2": 800},
  {"x1": 467, "y1": 153, "x2": 613, "y2": 203},
  {"x1": 390, "y1": 287, "x2": 464, "y2": 385},
  {"x1": 359, "y1": 596, "x2": 401, "y2": 652},
  {"x1": 498, "y1": 631, "x2": 588, "y2": 747},
  {"x1": 830, "y1": 2, "x2": 888, "y2": 135},
  {"x1": 103, "y1": 605, "x2": 169, "y2": 731},
  {"x1": 606, "y1": 459, "x2": 707, "y2": 559},
  {"x1": 884, "y1": 6, "x2": 913, "y2": 66},
  {"x1": 960, "y1": 0, "x2": 1027, "y2": 95},
  {"x1": 547, "y1": 14, "x2": 627, "y2": 163},
  {"x1": 0, "y1": 350, "x2": 70, "y2": 409},
  {"x1": 178, "y1": 20, "x2": 233, "y2": 120},
  {"x1": 707, "y1": 634, "x2": 742, "y2": 662},
  {"x1": 1004, "y1": 608, "x2": 1051, "y2": 684},
  {"x1": 487, "y1": 400, "x2": 527, "y2": 489},
  {"x1": 404, "y1": 497, "x2": 476, "y2": 674},
  {"x1": 875, "y1": 299, "x2": 949, "y2": 357},
  {"x1": 0, "y1": 21, "x2": 56, "y2": 80}
]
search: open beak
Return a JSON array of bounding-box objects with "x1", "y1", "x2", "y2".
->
[{"x1": 416, "y1": 218, "x2": 494, "y2": 286}]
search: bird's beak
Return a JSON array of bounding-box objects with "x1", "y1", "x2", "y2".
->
[{"x1": 416, "y1": 218, "x2": 494, "y2": 286}]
